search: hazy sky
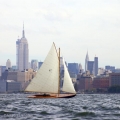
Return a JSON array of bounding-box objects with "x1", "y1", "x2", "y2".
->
[{"x1": 0, "y1": 0, "x2": 120, "y2": 68}]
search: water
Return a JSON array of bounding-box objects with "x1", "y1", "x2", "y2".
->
[{"x1": 0, "y1": 94, "x2": 120, "y2": 120}]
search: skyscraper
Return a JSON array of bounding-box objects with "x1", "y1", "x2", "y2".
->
[
  {"x1": 68, "y1": 63, "x2": 79, "y2": 74},
  {"x1": 85, "y1": 51, "x2": 89, "y2": 72},
  {"x1": 87, "y1": 61, "x2": 94, "y2": 74},
  {"x1": 31, "y1": 60, "x2": 38, "y2": 71},
  {"x1": 93, "y1": 57, "x2": 98, "y2": 76},
  {"x1": 16, "y1": 23, "x2": 29, "y2": 71},
  {"x1": 6, "y1": 59, "x2": 11, "y2": 69}
]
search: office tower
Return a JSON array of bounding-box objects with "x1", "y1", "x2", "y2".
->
[
  {"x1": 6, "y1": 59, "x2": 11, "y2": 69},
  {"x1": 31, "y1": 60, "x2": 38, "y2": 71},
  {"x1": 0, "y1": 66, "x2": 6, "y2": 80},
  {"x1": 85, "y1": 51, "x2": 89, "y2": 72},
  {"x1": 87, "y1": 61, "x2": 94, "y2": 74},
  {"x1": 68, "y1": 63, "x2": 79, "y2": 74},
  {"x1": 94, "y1": 57, "x2": 98, "y2": 76},
  {"x1": 79, "y1": 63, "x2": 82, "y2": 70},
  {"x1": 0, "y1": 66, "x2": 6, "y2": 74},
  {"x1": 16, "y1": 23, "x2": 29, "y2": 71}
]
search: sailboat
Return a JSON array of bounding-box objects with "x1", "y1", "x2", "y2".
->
[{"x1": 25, "y1": 43, "x2": 76, "y2": 98}]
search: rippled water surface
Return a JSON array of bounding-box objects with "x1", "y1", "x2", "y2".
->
[{"x1": 0, "y1": 94, "x2": 120, "y2": 120}]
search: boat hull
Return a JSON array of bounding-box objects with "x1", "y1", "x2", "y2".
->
[{"x1": 28, "y1": 94, "x2": 76, "y2": 98}]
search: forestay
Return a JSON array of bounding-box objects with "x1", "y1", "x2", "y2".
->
[{"x1": 25, "y1": 43, "x2": 59, "y2": 93}]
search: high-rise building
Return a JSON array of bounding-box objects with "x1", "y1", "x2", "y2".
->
[
  {"x1": 0, "y1": 66, "x2": 6, "y2": 76},
  {"x1": 68, "y1": 63, "x2": 79, "y2": 74},
  {"x1": 93, "y1": 57, "x2": 98, "y2": 76},
  {"x1": 87, "y1": 61, "x2": 94, "y2": 74},
  {"x1": 85, "y1": 51, "x2": 89, "y2": 72},
  {"x1": 16, "y1": 23, "x2": 29, "y2": 71},
  {"x1": 6, "y1": 59, "x2": 11, "y2": 69},
  {"x1": 79, "y1": 63, "x2": 82, "y2": 70},
  {"x1": 31, "y1": 60, "x2": 38, "y2": 71}
]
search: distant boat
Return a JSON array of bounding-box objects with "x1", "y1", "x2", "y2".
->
[{"x1": 25, "y1": 43, "x2": 76, "y2": 98}]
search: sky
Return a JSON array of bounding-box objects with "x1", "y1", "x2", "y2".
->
[{"x1": 0, "y1": 0, "x2": 120, "y2": 69}]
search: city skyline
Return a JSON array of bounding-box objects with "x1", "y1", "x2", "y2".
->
[{"x1": 0, "y1": 0, "x2": 120, "y2": 68}]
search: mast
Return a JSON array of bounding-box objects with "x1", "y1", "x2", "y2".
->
[{"x1": 58, "y1": 47, "x2": 60, "y2": 96}]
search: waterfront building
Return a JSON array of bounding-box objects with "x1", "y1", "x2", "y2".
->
[
  {"x1": 0, "y1": 80, "x2": 7, "y2": 92},
  {"x1": 0, "y1": 80, "x2": 21, "y2": 93},
  {"x1": 0, "y1": 66, "x2": 6, "y2": 78},
  {"x1": 1, "y1": 70, "x2": 18, "y2": 81},
  {"x1": 93, "y1": 76, "x2": 109, "y2": 89},
  {"x1": 1, "y1": 66, "x2": 6, "y2": 73},
  {"x1": 85, "y1": 51, "x2": 89, "y2": 72},
  {"x1": 77, "y1": 71, "x2": 93, "y2": 91},
  {"x1": 6, "y1": 59, "x2": 11, "y2": 69},
  {"x1": 109, "y1": 73, "x2": 120, "y2": 86},
  {"x1": 7, "y1": 80, "x2": 21, "y2": 92},
  {"x1": 16, "y1": 23, "x2": 29, "y2": 71},
  {"x1": 1, "y1": 69, "x2": 36, "y2": 90},
  {"x1": 78, "y1": 76, "x2": 92, "y2": 92}
]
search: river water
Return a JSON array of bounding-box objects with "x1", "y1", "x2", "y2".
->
[{"x1": 0, "y1": 94, "x2": 120, "y2": 120}]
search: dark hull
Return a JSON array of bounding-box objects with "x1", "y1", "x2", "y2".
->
[{"x1": 28, "y1": 94, "x2": 76, "y2": 98}]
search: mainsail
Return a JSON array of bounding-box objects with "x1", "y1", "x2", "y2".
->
[
  {"x1": 62, "y1": 58, "x2": 76, "y2": 94},
  {"x1": 25, "y1": 43, "x2": 59, "y2": 93}
]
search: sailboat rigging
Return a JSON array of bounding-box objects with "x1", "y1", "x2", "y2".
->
[{"x1": 25, "y1": 43, "x2": 76, "y2": 98}]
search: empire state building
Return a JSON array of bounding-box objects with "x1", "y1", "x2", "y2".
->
[{"x1": 16, "y1": 24, "x2": 29, "y2": 71}]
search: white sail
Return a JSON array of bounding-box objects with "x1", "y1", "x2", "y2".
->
[
  {"x1": 25, "y1": 43, "x2": 59, "y2": 93},
  {"x1": 62, "y1": 58, "x2": 76, "y2": 94}
]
